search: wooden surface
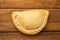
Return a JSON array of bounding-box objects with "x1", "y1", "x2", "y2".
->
[
  {"x1": 0, "y1": 0, "x2": 60, "y2": 9},
  {"x1": 0, "y1": 0, "x2": 60, "y2": 40}
]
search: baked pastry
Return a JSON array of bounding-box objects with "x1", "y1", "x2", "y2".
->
[{"x1": 12, "y1": 9, "x2": 49, "y2": 35}]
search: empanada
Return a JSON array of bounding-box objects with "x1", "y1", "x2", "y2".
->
[{"x1": 12, "y1": 9, "x2": 49, "y2": 35}]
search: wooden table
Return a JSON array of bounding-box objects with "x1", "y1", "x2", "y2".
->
[{"x1": 0, "y1": 0, "x2": 60, "y2": 40}]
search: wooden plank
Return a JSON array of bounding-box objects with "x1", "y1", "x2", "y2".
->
[
  {"x1": 0, "y1": 0, "x2": 60, "y2": 9},
  {"x1": 0, "y1": 9, "x2": 60, "y2": 31},
  {"x1": 0, "y1": 32, "x2": 60, "y2": 40}
]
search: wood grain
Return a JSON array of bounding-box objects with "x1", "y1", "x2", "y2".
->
[
  {"x1": 0, "y1": 32, "x2": 60, "y2": 40},
  {"x1": 0, "y1": 9, "x2": 60, "y2": 32},
  {"x1": 0, "y1": 0, "x2": 60, "y2": 40},
  {"x1": 0, "y1": 0, "x2": 60, "y2": 9}
]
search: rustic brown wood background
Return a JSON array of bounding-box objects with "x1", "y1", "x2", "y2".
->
[{"x1": 0, "y1": 0, "x2": 60, "y2": 40}]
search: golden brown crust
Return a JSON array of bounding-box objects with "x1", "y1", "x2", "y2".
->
[{"x1": 12, "y1": 9, "x2": 49, "y2": 35}]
